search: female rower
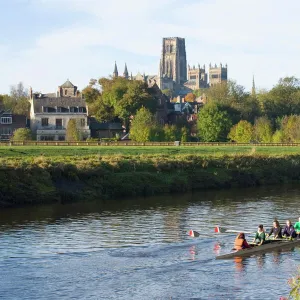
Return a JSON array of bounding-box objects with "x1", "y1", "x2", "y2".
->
[
  {"x1": 283, "y1": 220, "x2": 296, "y2": 238},
  {"x1": 294, "y1": 217, "x2": 300, "y2": 237},
  {"x1": 268, "y1": 220, "x2": 282, "y2": 239},
  {"x1": 253, "y1": 224, "x2": 266, "y2": 245},
  {"x1": 233, "y1": 232, "x2": 251, "y2": 250}
]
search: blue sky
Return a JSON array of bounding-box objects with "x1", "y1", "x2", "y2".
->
[{"x1": 1, "y1": 0, "x2": 300, "y2": 94}]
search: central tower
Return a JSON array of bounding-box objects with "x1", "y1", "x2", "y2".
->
[{"x1": 159, "y1": 37, "x2": 187, "y2": 86}]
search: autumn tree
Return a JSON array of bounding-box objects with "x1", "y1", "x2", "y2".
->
[
  {"x1": 185, "y1": 93, "x2": 196, "y2": 102},
  {"x1": 228, "y1": 120, "x2": 253, "y2": 143},
  {"x1": 253, "y1": 116, "x2": 273, "y2": 143}
]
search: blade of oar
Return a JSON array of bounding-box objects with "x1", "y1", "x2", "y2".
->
[
  {"x1": 188, "y1": 230, "x2": 200, "y2": 238},
  {"x1": 214, "y1": 226, "x2": 252, "y2": 234}
]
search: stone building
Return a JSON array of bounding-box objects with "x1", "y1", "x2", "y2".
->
[
  {"x1": 158, "y1": 37, "x2": 187, "y2": 90},
  {"x1": 184, "y1": 64, "x2": 208, "y2": 90},
  {"x1": 209, "y1": 63, "x2": 228, "y2": 86},
  {"x1": 29, "y1": 80, "x2": 90, "y2": 141}
]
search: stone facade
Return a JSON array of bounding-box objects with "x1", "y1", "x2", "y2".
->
[
  {"x1": 158, "y1": 37, "x2": 187, "y2": 89},
  {"x1": 184, "y1": 64, "x2": 208, "y2": 90},
  {"x1": 29, "y1": 80, "x2": 90, "y2": 141},
  {"x1": 209, "y1": 63, "x2": 228, "y2": 86}
]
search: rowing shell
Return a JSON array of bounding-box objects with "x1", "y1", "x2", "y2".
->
[{"x1": 216, "y1": 239, "x2": 300, "y2": 259}]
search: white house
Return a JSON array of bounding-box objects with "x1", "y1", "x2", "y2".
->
[{"x1": 29, "y1": 80, "x2": 90, "y2": 141}]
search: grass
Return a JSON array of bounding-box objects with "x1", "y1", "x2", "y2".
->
[{"x1": 1, "y1": 145, "x2": 300, "y2": 158}]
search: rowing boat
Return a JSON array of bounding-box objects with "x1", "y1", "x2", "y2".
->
[{"x1": 216, "y1": 239, "x2": 300, "y2": 259}]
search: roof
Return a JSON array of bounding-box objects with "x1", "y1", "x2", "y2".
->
[
  {"x1": 32, "y1": 97, "x2": 87, "y2": 113},
  {"x1": 60, "y1": 80, "x2": 75, "y2": 88}
]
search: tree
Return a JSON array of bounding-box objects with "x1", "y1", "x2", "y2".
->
[
  {"x1": 1, "y1": 82, "x2": 30, "y2": 115},
  {"x1": 272, "y1": 130, "x2": 285, "y2": 143},
  {"x1": 281, "y1": 115, "x2": 300, "y2": 142},
  {"x1": 228, "y1": 120, "x2": 253, "y2": 143},
  {"x1": 83, "y1": 77, "x2": 156, "y2": 130},
  {"x1": 253, "y1": 116, "x2": 273, "y2": 143},
  {"x1": 163, "y1": 125, "x2": 180, "y2": 141},
  {"x1": 181, "y1": 127, "x2": 189, "y2": 142},
  {"x1": 66, "y1": 119, "x2": 80, "y2": 141},
  {"x1": 197, "y1": 103, "x2": 233, "y2": 142},
  {"x1": 185, "y1": 93, "x2": 196, "y2": 102},
  {"x1": 130, "y1": 107, "x2": 156, "y2": 142},
  {"x1": 12, "y1": 128, "x2": 33, "y2": 141}
]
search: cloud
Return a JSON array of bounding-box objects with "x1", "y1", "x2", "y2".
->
[{"x1": 1, "y1": 0, "x2": 300, "y2": 93}]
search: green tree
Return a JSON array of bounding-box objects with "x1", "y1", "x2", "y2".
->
[
  {"x1": 83, "y1": 77, "x2": 156, "y2": 130},
  {"x1": 163, "y1": 124, "x2": 180, "y2": 141},
  {"x1": 228, "y1": 120, "x2": 253, "y2": 143},
  {"x1": 66, "y1": 119, "x2": 80, "y2": 141},
  {"x1": 197, "y1": 103, "x2": 233, "y2": 142},
  {"x1": 180, "y1": 127, "x2": 189, "y2": 142},
  {"x1": 272, "y1": 130, "x2": 285, "y2": 143},
  {"x1": 130, "y1": 107, "x2": 156, "y2": 142},
  {"x1": 12, "y1": 128, "x2": 33, "y2": 141},
  {"x1": 2, "y1": 82, "x2": 30, "y2": 115},
  {"x1": 281, "y1": 115, "x2": 300, "y2": 142},
  {"x1": 253, "y1": 116, "x2": 273, "y2": 142}
]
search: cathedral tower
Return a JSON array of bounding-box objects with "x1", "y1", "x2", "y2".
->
[
  {"x1": 113, "y1": 61, "x2": 118, "y2": 78},
  {"x1": 159, "y1": 37, "x2": 187, "y2": 86}
]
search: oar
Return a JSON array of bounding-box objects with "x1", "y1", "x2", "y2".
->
[{"x1": 214, "y1": 226, "x2": 253, "y2": 234}]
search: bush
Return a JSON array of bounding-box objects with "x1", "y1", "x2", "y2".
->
[{"x1": 12, "y1": 128, "x2": 33, "y2": 141}]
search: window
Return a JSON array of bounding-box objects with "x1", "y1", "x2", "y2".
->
[
  {"x1": 57, "y1": 107, "x2": 62, "y2": 112},
  {"x1": 1, "y1": 117, "x2": 12, "y2": 124},
  {"x1": 58, "y1": 135, "x2": 65, "y2": 141},
  {"x1": 43, "y1": 107, "x2": 48, "y2": 112},
  {"x1": 41, "y1": 118, "x2": 49, "y2": 127},
  {"x1": 56, "y1": 119, "x2": 63, "y2": 129},
  {"x1": 65, "y1": 89, "x2": 67, "y2": 95},
  {"x1": 40, "y1": 136, "x2": 55, "y2": 141},
  {"x1": 211, "y1": 74, "x2": 219, "y2": 79},
  {"x1": 190, "y1": 75, "x2": 196, "y2": 80},
  {"x1": 79, "y1": 107, "x2": 86, "y2": 113},
  {"x1": 80, "y1": 119, "x2": 85, "y2": 127},
  {"x1": 1, "y1": 128, "x2": 12, "y2": 135}
]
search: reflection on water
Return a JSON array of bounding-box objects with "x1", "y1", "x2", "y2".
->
[{"x1": 1, "y1": 184, "x2": 300, "y2": 299}]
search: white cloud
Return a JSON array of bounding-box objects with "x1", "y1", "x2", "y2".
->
[{"x1": 2, "y1": 0, "x2": 300, "y2": 93}]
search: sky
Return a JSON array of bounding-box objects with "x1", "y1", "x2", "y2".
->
[{"x1": 1, "y1": 0, "x2": 300, "y2": 94}]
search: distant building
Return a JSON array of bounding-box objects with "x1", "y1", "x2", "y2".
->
[
  {"x1": 209, "y1": 63, "x2": 228, "y2": 86},
  {"x1": 0, "y1": 110, "x2": 27, "y2": 141},
  {"x1": 184, "y1": 64, "x2": 208, "y2": 90},
  {"x1": 29, "y1": 80, "x2": 90, "y2": 141}
]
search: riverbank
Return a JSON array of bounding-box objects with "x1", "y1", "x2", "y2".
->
[{"x1": 1, "y1": 152, "x2": 300, "y2": 207}]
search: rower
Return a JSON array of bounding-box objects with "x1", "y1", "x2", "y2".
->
[
  {"x1": 294, "y1": 217, "x2": 300, "y2": 237},
  {"x1": 268, "y1": 220, "x2": 282, "y2": 239},
  {"x1": 283, "y1": 220, "x2": 296, "y2": 239},
  {"x1": 253, "y1": 224, "x2": 266, "y2": 245},
  {"x1": 233, "y1": 232, "x2": 251, "y2": 250}
]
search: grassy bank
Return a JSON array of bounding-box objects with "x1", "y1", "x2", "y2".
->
[
  {"x1": 1, "y1": 145, "x2": 300, "y2": 158},
  {"x1": 1, "y1": 151, "x2": 300, "y2": 207}
]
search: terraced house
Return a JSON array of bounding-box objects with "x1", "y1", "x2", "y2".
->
[{"x1": 29, "y1": 80, "x2": 90, "y2": 141}]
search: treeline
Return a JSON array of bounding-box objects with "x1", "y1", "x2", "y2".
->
[
  {"x1": 196, "y1": 77, "x2": 300, "y2": 142},
  {"x1": 0, "y1": 82, "x2": 30, "y2": 115}
]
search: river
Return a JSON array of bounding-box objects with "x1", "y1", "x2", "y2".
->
[{"x1": 1, "y1": 185, "x2": 300, "y2": 299}]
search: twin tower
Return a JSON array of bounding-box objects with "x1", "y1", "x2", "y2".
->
[{"x1": 158, "y1": 37, "x2": 227, "y2": 91}]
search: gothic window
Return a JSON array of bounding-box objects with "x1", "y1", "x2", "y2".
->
[{"x1": 65, "y1": 89, "x2": 67, "y2": 95}]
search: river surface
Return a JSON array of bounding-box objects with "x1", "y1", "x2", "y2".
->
[{"x1": 1, "y1": 185, "x2": 300, "y2": 300}]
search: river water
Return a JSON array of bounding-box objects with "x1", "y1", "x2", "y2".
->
[{"x1": 1, "y1": 185, "x2": 300, "y2": 300}]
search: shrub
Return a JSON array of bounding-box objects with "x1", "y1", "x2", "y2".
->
[{"x1": 12, "y1": 128, "x2": 33, "y2": 141}]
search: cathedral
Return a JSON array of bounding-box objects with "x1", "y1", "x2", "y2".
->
[{"x1": 112, "y1": 37, "x2": 228, "y2": 96}]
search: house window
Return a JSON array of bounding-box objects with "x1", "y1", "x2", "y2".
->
[
  {"x1": 57, "y1": 107, "x2": 62, "y2": 112},
  {"x1": 80, "y1": 119, "x2": 85, "y2": 127},
  {"x1": 58, "y1": 135, "x2": 65, "y2": 141},
  {"x1": 43, "y1": 107, "x2": 48, "y2": 113},
  {"x1": 41, "y1": 118, "x2": 49, "y2": 127},
  {"x1": 1, "y1": 117, "x2": 12, "y2": 124},
  {"x1": 1, "y1": 128, "x2": 12, "y2": 135},
  {"x1": 56, "y1": 119, "x2": 63, "y2": 129},
  {"x1": 70, "y1": 107, "x2": 76, "y2": 113},
  {"x1": 40, "y1": 136, "x2": 55, "y2": 141}
]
